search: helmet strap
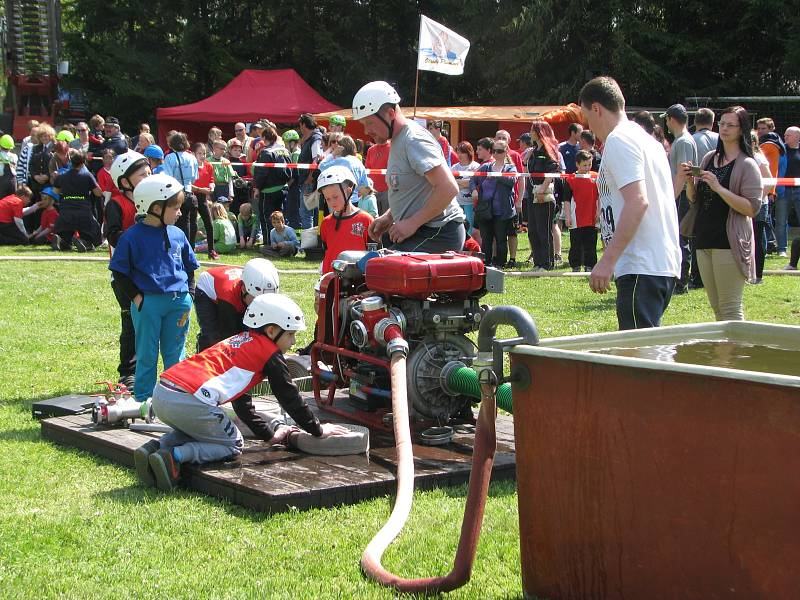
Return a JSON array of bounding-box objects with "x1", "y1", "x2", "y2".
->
[
  {"x1": 334, "y1": 183, "x2": 351, "y2": 231},
  {"x1": 376, "y1": 109, "x2": 395, "y2": 140},
  {"x1": 147, "y1": 202, "x2": 170, "y2": 249},
  {"x1": 268, "y1": 326, "x2": 285, "y2": 344}
]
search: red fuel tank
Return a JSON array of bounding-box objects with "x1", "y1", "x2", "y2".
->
[{"x1": 364, "y1": 252, "x2": 484, "y2": 299}]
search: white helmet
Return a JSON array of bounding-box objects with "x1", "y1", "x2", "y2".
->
[
  {"x1": 351, "y1": 81, "x2": 401, "y2": 120},
  {"x1": 133, "y1": 173, "x2": 183, "y2": 216},
  {"x1": 111, "y1": 151, "x2": 148, "y2": 190},
  {"x1": 241, "y1": 258, "x2": 280, "y2": 296},
  {"x1": 243, "y1": 293, "x2": 306, "y2": 331},
  {"x1": 316, "y1": 165, "x2": 357, "y2": 191}
]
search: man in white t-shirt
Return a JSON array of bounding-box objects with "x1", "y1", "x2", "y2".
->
[{"x1": 578, "y1": 76, "x2": 681, "y2": 329}]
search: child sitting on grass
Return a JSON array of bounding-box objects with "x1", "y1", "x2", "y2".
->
[
  {"x1": 108, "y1": 173, "x2": 199, "y2": 402},
  {"x1": 237, "y1": 202, "x2": 257, "y2": 248},
  {"x1": 0, "y1": 185, "x2": 38, "y2": 245},
  {"x1": 261, "y1": 210, "x2": 299, "y2": 257},
  {"x1": 196, "y1": 201, "x2": 237, "y2": 254},
  {"x1": 134, "y1": 293, "x2": 348, "y2": 491},
  {"x1": 28, "y1": 187, "x2": 59, "y2": 245}
]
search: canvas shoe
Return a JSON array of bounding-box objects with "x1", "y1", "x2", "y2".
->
[
  {"x1": 133, "y1": 440, "x2": 160, "y2": 487},
  {"x1": 73, "y1": 238, "x2": 92, "y2": 252},
  {"x1": 149, "y1": 448, "x2": 181, "y2": 491}
]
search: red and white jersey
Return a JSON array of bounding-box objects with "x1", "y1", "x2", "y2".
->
[
  {"x1": 196, "y1": 266, "x2": 246, "y2": 313},
  {"x1": 163, "y1": 331, "x2": 276, "y2": 406}
]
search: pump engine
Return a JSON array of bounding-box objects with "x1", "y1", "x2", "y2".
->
[{"x1": 311, "y1": 250, "x2": 503, "y2": 429}]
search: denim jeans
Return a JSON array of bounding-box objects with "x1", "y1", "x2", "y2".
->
[
  {"x1": 774, "y1": 187, "x2": 800, "y2": 252},
  {"x1": 130, "y1": 292, "x2": 193, "y2": 401}
]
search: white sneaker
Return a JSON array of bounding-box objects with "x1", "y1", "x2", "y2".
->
[
  {"x1": 782, "y1": 264, "x2": 797, "y2": 271},
  {"x1": 778, "y1": 251, "x2": 788, "y2": 258}
]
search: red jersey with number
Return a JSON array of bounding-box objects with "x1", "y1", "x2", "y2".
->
[
  {"x1": 163, "y1": 330, "x2": 277, "y2": 406},
  {"x1": 320, "y1": 209, "x2": 373, "y2": 274},
  {"x1": 195, "y1": 266, "x2": 246, "y2": 313}
]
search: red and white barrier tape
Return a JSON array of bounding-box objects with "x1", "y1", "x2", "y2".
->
[
  {"x1": 208, "y1": 162, "x2": 800, "y2": 186},
  {"x1": 89, "y1": 155, "x2": 798, "y2": 186}
]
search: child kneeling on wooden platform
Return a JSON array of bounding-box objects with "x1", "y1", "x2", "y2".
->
[{"x1": 135, "y1": 293, "x2": 348, "y2": 491}]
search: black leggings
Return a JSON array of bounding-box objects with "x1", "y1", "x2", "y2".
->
[
  {"x1": 477, "y1": 217, "x2": 510, "y2": 267},
  {"x1": 789, "y1": 235, "x2": 800, "y2": 268},
  {"x1": 176, "y1": 193, "x2": 214, "y2": 255},
  {"x1": 528, "y1": 201, "x2": 554, "y2": 269},
  {"x1": 258, "y1": 189, "x2": 287, "y2": 243}
]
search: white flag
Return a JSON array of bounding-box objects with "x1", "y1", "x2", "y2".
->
[{"x1": 417, "y1": 15, "x2": 470, "y2": 76}]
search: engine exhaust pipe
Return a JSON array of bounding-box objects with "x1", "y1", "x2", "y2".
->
[{"x1": 360, "y1": 307, "x2": 538, "y2": 594}]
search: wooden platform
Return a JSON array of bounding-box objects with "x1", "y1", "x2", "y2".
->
[{"x1": 40, "y1": 393, "x2": 517, "y2": 513}]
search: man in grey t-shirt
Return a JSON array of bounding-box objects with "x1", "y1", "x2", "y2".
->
[
  {"x1": 663, "y1": 103, "x2": 698, "y2": 292},
  {"x1": 352, "y1": 81, "x2": 464, "y2": 252}
]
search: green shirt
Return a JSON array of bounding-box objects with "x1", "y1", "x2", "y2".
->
[
  {"x1": 212, "y1": 218, "x2": 237, "y2": 253},
  {"x1": 209, "y1": 158, "x2": 235, "y2": 183}
]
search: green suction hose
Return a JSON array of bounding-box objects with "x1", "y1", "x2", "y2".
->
[{"x1": 442, "y1": 363, "x2": 514, "y2": 414}]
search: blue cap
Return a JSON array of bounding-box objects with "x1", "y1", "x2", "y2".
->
[
  {"x1": 41, "y1": 186, "x2": 60, "y2": 201},
  {"x1": 143, "y1": 144, "x2": 164, "y2": 160}
]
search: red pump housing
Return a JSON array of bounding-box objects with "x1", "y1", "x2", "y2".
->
[{"x1": 364, "y1": 252, "x2": 485, "y2": 299}]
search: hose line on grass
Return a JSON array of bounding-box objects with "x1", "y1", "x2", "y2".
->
[{"x1": 360, "y1": 351, "x2": 499, "y2": 594}]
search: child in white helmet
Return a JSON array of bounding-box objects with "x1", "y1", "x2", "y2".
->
[
  {"x1": 105, "y1": 151, "x2": 152, "y2": 388},
  {"x1": 194, "y1": 257, "x2": 279, "y2": 350},
  {"x1": 108, "y1": 173, "x2": 199, "y2": 402},
  {"x1": 193, "y1": 257, "x2": 281, "y2": 442},
  {"x1": 135, "y1": 293, "x2": 348, "y2": 490},
  {"x1": 317, "y1": 165, "x2": 373, "y2": 274}
]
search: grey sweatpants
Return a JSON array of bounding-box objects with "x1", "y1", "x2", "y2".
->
[{"x1": 151, "y1": 382, "x2": 244, "y2": 464}]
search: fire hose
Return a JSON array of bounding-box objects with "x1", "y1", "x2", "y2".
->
[{"x1": 360, "y1": 306, "x2": 539, "y2": 594}]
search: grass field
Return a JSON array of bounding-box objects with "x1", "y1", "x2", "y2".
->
[{"x1": 0, "y1": 241, "x2": 797, "y2": 599}]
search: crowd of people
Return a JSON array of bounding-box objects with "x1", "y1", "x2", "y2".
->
[{"x1": 0, "y1": 78, "x2": 796, "y2": 328}]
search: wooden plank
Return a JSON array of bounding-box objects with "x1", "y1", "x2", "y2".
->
[
  {"x1": 40, "y1": 398, "x2": 517, "y2": 513},
  {"x1": 42, "y1": 418, "x2": 135, "y2": 467}
]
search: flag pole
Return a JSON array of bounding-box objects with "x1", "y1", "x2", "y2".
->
[{"x1": 413, "y1": 68, "x2": 420, "y2": 118}]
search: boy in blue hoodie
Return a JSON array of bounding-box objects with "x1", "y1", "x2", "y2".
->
[{"x1": 109, "y1": 173, "x2": 199, "y2": 401}]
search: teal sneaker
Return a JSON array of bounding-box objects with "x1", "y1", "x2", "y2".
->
[
  {"x1": 148, "y1": 448, "x2": 181, "y2": 491},
  {"x1": 133, "y1": 440, "x2": 160, "y2": 487}
]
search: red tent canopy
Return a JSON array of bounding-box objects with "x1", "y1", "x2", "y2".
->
[{"x1": 156, "y1": 69, "x2": 341, "y2": 145}]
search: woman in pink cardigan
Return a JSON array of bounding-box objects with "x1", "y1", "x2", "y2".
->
[{"x1": 676, "y1": 106, "x2": 763, "y2": 321}]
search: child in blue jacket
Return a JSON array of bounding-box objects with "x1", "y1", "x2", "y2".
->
[{"x1": 109, "y1": 173, "x2": 199, "y2": 401}]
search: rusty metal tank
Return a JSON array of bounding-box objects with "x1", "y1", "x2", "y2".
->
[{"x1": 510, "y1": 321, "x2": 800, "y2": 600}]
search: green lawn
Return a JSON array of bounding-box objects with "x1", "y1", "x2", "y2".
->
[{"x1": 0, "y1": 247, "x2": 798, "y2": 599}]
